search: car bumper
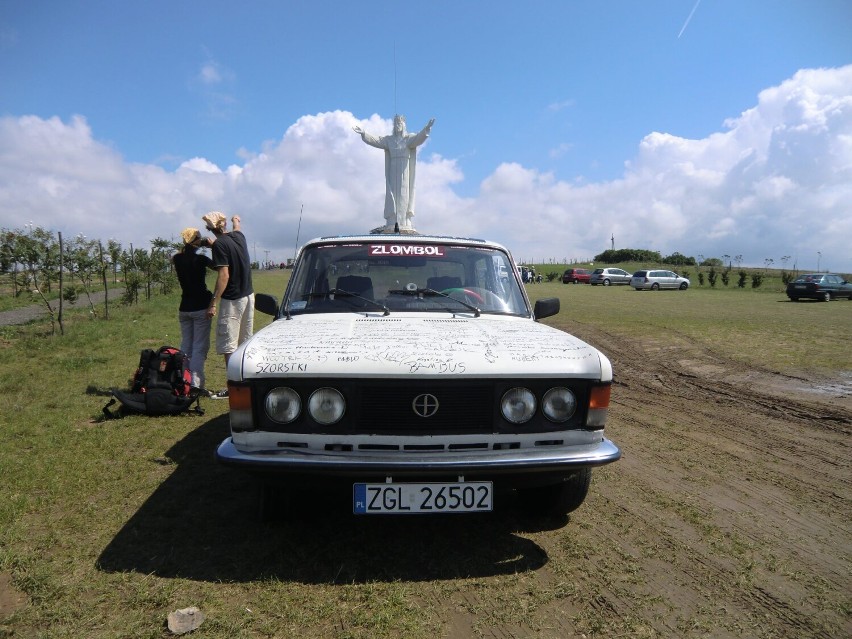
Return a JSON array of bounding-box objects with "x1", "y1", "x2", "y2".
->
[{"x1": 216, "y1": 436, "x2": 621, "y2": 478}]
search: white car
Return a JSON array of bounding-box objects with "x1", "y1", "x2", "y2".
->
[
  {"x1": 216, "y1": 234, "x2": 620, "y2": 519},
  {"x1": 630, "y1": 269, "x2": 690, "y2": 290}
]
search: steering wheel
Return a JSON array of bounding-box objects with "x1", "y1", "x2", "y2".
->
[{"x1": 442, "y1": 287, "x2": 485, "y2": 304}]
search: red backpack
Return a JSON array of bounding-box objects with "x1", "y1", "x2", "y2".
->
[{"x1": 104, "y1": 346, "x2": 203, "y2": 418}]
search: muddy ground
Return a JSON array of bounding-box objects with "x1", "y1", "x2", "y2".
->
[{"x1": 443, "y1": 320, "x2": 851, "y2": 638}]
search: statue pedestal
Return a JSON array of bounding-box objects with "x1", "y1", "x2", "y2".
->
[{"x1": 370, "y1": 224, "x2": 419, "y2": 235}]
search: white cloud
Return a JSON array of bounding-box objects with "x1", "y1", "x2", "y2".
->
[
  {"x1": 192, "y1": 56, "x2": 238, "y2": 120},
  {"x1": 1, "y1": 66, "x2": 850, "y2": 271},
  {"x1": 198, "y1": 63, "x2": 222, "y2": 85}
]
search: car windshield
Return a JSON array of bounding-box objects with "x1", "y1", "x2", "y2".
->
[{"x1": 283, "y1": 241, "x2": 529, "y2": 316}]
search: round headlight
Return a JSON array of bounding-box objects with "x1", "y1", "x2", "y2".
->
[
  {"x1": 542, "y1": 387, "x2": 577, "y2": 422},
  {"x1": 501, "y1": 387, "x2": 536, "y2": 424},
  {"x1": 308, "y1": 388, "x2": 345, "y2": 425},
  {"x1": 265, "y1": 387, "x2": 301, "y2": 424}
]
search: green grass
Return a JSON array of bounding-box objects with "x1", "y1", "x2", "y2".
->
[
  {"x1": 529, "y1": 279, "x2": 851, "y2": 375},
  {"x1": 0, "y1": 269, "x2": 848, "y2": 637}
]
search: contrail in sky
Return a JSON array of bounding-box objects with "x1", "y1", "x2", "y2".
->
[{"x1": 678, "y1": 0, "x2": 702, "y2": 38}]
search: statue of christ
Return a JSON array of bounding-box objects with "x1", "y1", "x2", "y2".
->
[{"x1": 354, "y1": 114, "x2": 434, "y2": 232}]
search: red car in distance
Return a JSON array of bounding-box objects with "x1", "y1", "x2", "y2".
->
[{"x1": 562, "y1": 268, "x2": 592, "y2": 284}]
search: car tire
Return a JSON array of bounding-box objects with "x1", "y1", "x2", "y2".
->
[
  {"x1": 822, "y1": 292, "x2": 831, "y2": 302},
  {"x1": 679, "y1": 282, "x2": 688, "y2": 290},
  {"x1": 790, "y1": 297, "x2": 799, "y2": 302},
  {"x1": 603, "y1": 279, "x2": 611, "y2": 286},
  {"x1": 651, "y1": 283, "x2": 660, "y2": 290},
  {"x1": 519, "y1": 468, "x2": 592, "y2": 517}
]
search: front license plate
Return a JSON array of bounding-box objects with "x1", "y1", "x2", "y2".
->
[{"x1": 353, "y1": 482, "x2": 493, "y2": 514}]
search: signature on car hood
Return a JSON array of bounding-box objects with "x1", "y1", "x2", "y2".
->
[{"x1": 234, "y1": 314, "x2": 611, "y2": 380}]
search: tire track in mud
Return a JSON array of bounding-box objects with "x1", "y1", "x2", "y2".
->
[
  {"x1": 535, "y1": 321, "x2": 851, "y2": 638},
  {"x1": 439, "y1": 320, "x2": 849, "y2": 638}
]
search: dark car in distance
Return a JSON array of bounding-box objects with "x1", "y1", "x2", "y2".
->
[
  {"x1": 786, "y1": 274, "x2": 852, "y2": 302},
  {"x1": 562, "y1": 268, "x2": 591, "y2": 284}
]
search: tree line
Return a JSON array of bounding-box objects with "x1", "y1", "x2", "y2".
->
[{"x1": 1, "y1": 225, "x2": 181, "y2": 334}]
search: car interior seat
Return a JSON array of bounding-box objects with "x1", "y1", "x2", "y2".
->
[
  {"x1": 426, "y1": 275, "x2": 462, "y2": 291},
  {"x1": 335, "y1": 275, "x2": 374, "y2": 300}
]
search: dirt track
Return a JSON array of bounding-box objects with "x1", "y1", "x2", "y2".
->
[{"x1": 462, "y1": 320, "x2": 851, "y2": 638}]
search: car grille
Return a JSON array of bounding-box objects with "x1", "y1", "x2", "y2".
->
[
  {"x1": 252, "y1": 379, "x2": 587, "y2": 435},
  {"x1": 358, "y1": 384, "x2": 493, "y2": 434}
]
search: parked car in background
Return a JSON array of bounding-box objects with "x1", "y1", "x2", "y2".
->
[
  {"x1": 562, "y1": 268, "x2": 591, "y2": 284},
  {"x1": 630, "y1": 270, "x2": 690, "y2": 290},
  {"x1": 589, "y1": 268, "x2": 631, "y2": 286},
  {"x1": 786, "y1": 274, "x2": 852, "y2": 302}
]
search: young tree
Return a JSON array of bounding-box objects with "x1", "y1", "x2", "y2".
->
[{"x1": 65, "y1": 234, "x2": 103, "y2": 315}]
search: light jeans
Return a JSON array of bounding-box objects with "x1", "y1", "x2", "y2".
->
[
  {"x1": 216, "y1": 293, "x2": 254, "y2": 355},
  {"x1": 178, "y1": 308, "x2": 211, "y2": 389}
]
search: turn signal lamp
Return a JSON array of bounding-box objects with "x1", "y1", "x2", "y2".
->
[
  {"x1": 229, "y1": 384, "x2": 254, "y2": 431},
  {"x1": 586, "y1": 383, "x2": 611, "y2": 428}
]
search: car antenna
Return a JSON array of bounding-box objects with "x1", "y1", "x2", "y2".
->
[
  {"x1": 293, "y1": 203, "x2": 303, "y2": 264},
  {"x1": 283, "y1": 203, "x2": 304, "y2": 321}
]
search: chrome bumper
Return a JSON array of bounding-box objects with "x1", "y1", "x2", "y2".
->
[{"x1": 216, "y1": 437, "x2": 621, "y2": 477}]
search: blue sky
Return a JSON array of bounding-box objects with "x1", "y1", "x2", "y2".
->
[{"x1": 1, "y1": 0, "x2": 851, "y2": 270}]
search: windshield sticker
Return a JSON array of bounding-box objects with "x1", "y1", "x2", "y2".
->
[{"x1": 369, "y1": 244, "x2": 446, "y2": 257}]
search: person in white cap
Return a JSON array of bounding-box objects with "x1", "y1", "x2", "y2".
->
[{"x1": 201, "y1": 211, "x2": 254, "y2": 399}]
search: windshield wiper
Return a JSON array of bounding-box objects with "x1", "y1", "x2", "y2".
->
[
  {"x1": 329, "y1": 288, "x2": 390, "y2": 316},
  {"x1": 421, "y1": 288, "x2": 481, "y2": 317}
]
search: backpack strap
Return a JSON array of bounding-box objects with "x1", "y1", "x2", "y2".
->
[{"x1": 102, "y1": 397, "x2": 120, "y2": 420}]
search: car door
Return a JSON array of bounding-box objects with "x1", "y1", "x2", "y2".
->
[{"x1": 613, "y1": 269, "x2": 628, "y2": 284}]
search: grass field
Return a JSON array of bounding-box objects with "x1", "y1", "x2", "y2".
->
[
  {"x1": 532, "y1": 278, "x2": 851, "y2": 374},
  {"x1": 0, "y1": 269, "x2": 848, "y2": 637}
]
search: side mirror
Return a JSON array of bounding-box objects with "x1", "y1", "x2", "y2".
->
[
  {"x1": 534, "y1": 297, "x2": 560, "y2": 320},
  {"x1": 255, "y1": 293, "x2": 280, "y2": 317}
]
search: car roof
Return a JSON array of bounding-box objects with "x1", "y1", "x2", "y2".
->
[{"x1": 303, "y1": 233, "x2": 508, "y2": 252}]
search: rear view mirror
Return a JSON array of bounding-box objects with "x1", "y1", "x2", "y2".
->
[
  {"x1": 255, "y1": 293, "x2": 279, "y2": 317},
  {"x1": 534, "y1": 297, "x2": 560, "y2": 320}
]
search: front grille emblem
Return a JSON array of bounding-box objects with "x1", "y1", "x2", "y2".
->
[{"x1": 412, "y1": 393, "x2": 440, "y2": 418}]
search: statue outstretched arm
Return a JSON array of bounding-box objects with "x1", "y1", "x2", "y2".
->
[
  {"x1": 408, "y1": 118, "x2": 435, "y2": 148},
  {"x1": 353, "y1": 125, "x2": 385, "y2": 149}
]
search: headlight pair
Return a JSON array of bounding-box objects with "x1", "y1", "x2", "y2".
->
[
  {"x1": 265, "y1": 387, "x2": 345, "y2": 425},
  {"x1": 500, "y1": 387, "x2": 577, "y2": 424}
]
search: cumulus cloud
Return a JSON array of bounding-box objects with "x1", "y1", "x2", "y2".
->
[{"x1": 0, "y1": 65, "x2": 850, "y2": 270}]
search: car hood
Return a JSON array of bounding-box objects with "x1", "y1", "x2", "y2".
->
[{"x1": 232, "y1": 313, "x2": 611, "y2": 381}]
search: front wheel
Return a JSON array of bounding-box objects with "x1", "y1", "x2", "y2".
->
[
  {"x1": 679, "y1": 282, "x2": 688, "y2": 290},
  {"x1": 518, "y1": 469, "x2": 592, "y2": 517}
]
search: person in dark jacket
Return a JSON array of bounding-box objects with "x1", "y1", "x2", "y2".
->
[{"x1": 173, "y1": 227, "x2": 214, "y2": 391}]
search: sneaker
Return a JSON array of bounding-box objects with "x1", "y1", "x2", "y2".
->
[
  {"x1": 190, "y1": 387, "x2": 211, "y2": 398},
  {"x1": 209, "y1": 389, "x2": 229, "y2": 400}
]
